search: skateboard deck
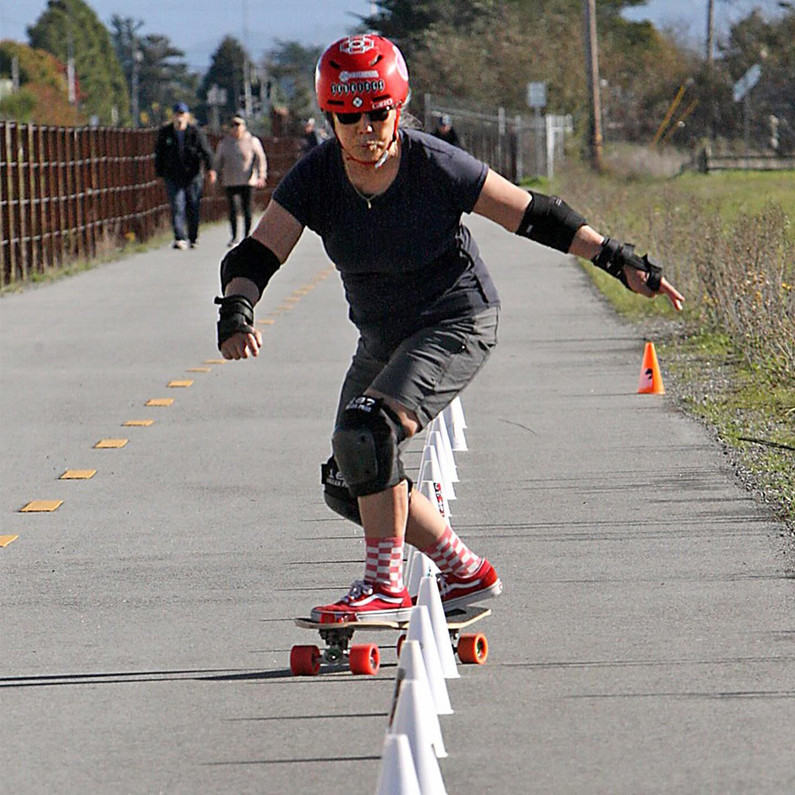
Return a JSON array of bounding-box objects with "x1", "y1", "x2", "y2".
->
[{"x1": 290, "y1": 605, "x2": 491, "y2": 676}]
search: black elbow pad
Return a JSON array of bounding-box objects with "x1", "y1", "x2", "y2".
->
[
  {"x1": 220, "y1": 237, "x2": 282, "y2": 297},
  {"x1": 515, "y1": 192, "x2": 586, "y2": 253}
]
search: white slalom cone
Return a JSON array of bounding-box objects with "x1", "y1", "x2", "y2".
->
[
  {"x1": 391, "y1": 680, "x2": 447, "y2": 794},
  {"x1": 418, "y1": 434, "x2": 439, "y2": 479},
  {"x1": 442, "y1": 401, "x2": 468, "y2": 452},
  {"x1": 406, "y1": 606, "x2": 453, "y2": 715},
  {"x1": 452, "y1": 396, "x2": 467, "y2": 428},
  {"x1": 419, "y1": 478, "x2": 451, "y2": 523},
  {"x1": 418, "y1": 450, "x2": 452, "y2": 519},
  {"x1": 407, "y1": 549, "x2": 439, "y2": 600},
  {"x1": 417, "y1": 575, "x2": 460, "y2": 680},
  {"x1": 397, "y1": 640, "x2": 447, "y2": 758},
  {"x1": 376, "y1": 733, "x2": 422, "y2": 795},
  {"x1": 404, "y1": 544, "x2": 417, "y2": 592},
  {"x1": 428, "y1": 431, "x2": 456, "y2": 499},
  {"x1": 432, "y1": 418, "x2": 459, "y2": 484}
]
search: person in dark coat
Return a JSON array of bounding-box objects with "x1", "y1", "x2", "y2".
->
[
  {"x1": 433, "y1": 114, "x2": 462, "y2": 148},
  {"x1": 155, "y1": 103, "x2": 216, "y2": 249}
]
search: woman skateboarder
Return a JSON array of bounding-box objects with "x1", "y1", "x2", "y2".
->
[{"x1": 214, "y1": 34, "x2": 684, "y2": 623}]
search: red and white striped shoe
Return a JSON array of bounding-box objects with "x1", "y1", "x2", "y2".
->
[
  {"x1": 310, "y1": 580, "x2": 413, "y2": 623},
  {"x1": 439, "y1": 559, "x2": 503, "y2": 612}
]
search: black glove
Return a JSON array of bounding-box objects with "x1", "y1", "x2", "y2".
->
[
  {"x1": 591, "y1": 238, "x2": 662, "y2": 292},
  {"x1": 214, "y1": 294, "x2": 255, "y2": 349}
]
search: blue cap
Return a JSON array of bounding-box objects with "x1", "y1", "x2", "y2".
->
[{"x1": 173, "y1": 102, "x2": 189, "y2": 114}]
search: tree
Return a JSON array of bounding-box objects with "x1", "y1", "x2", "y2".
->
[
  {"x1": 0, "y1": 41, "x2": 85, "y2": 124},
  {"x1": 197, "y1": 36, "x2": 249, "y2": 125},
  {"x1": 27, "y1": 0, "x2": 130, "y2": 125},
  {"x1": 263, "y1": 41, "x2": 324, "y2": 129},
  {"x1": 719, "y1": 9, "x2": 795, "y2": 152},
  {"x1": 110, "y1": 16, "x2": 197, "y2": 127}
]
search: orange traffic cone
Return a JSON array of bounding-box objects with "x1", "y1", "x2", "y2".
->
[{"x1": 638, "y1": 342, "x2": 665, "y2": 394}]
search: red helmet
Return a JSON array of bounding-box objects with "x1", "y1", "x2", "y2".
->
[{"x1": 315, "y1": 34, "x2": 410, "y2": 114}]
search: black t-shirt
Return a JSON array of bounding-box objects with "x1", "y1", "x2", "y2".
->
[{"x1": 272, "y1": 128, "x2": 500, "y2": 342}]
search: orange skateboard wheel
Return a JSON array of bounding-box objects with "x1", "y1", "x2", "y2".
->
[
  {"x1": 457, "y1": 632, "x2": 488, "y2": 664},
  {"x1": 348, "y1": 643, "x2": 380, "y2": 675},
  {"x1": 290, "y1": 644, "x2": 322, "y2": 676}
]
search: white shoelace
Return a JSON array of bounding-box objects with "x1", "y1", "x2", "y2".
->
[{"x1": 342, "y1": 580, "x2": 374, "y2": 602}]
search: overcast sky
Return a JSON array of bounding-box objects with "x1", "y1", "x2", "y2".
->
[{"x1": 0, "y1": 1, "x2": 788, "y2": 70}]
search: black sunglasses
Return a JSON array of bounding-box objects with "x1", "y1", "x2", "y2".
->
[{"x1": 335, "y1": 108, "x2": 392, "y2": 125}]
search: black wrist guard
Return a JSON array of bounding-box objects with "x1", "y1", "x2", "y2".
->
[
  {"x1": 591, "y1": 238, "x2": 662, "y2": 292},
  {"x1": 515, "y1": 192, "x2": 587, "y2": 253},
  {"x1": 220, "y1": 237, "x2": 281, "y2": 297},
  {"x1": 214, "y1": 294, "x2": 255, "y2": 349}
]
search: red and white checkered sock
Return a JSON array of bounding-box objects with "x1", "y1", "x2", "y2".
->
[
  {"x1": 364, "y1": 536, "x2": 405, "y2": 593},
  {"x1": 421, "y1": 525, "x2": 481, "y2": 577}
]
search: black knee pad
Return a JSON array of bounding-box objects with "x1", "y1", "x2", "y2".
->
[
  {"x1": 321, "y1": 455, "x2": 362, "y2": 526},
  {"x1": 321, "y1": 455, "x2": 413, "y2": 525},
  {"x1": 331, "y1": 396, "x2": 406, "y2": 497}
]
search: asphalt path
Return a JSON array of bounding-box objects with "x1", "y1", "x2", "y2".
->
[{"x1": 2, "y1": 216, "x2": 793, "y2": 794}]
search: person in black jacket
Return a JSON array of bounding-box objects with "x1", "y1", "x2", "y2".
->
[
  {"x1": 433, "y1": 114, "x2": 462, "y2": 148},
  {"x1": 155, "y1": 103, "x2": 216, "y2": 249}
]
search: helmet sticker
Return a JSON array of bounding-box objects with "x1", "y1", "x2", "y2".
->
[
  {"x1": 330, "y1": 79, "x2": 385, "y2": 96},
  {"x1": 339, "y1": 35, "x2": 375, "y2": 55},
  {"x1": 393, "y1": 46, "x2": 409, "y2": 82},
  {"x1": 339, "y1": 70, "x2": 380, "y2": 82}
]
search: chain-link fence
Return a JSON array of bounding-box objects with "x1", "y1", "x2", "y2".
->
[{"x1": 423, "y1": 93, "x2": 572, "y2": 182}]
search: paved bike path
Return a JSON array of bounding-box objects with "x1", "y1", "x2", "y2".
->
[{"x1": 1, "y1": 217, "x2": 793, "y2": 794}]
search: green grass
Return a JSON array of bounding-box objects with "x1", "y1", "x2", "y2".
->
[
  {"x1": 558, "y1": 160, "x2": 795, "y2": 526},
  {"x1": 671, "y1": 170, "x2": 795, "y2": 223}
]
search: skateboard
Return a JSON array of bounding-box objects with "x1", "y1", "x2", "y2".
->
[{"x1": 290, "y1": 605, "x2": 491, "y2": 676}]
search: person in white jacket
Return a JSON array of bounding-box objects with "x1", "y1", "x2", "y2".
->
[{"x1": 215, "y1": 117, "x2": 267, "y2": 246}]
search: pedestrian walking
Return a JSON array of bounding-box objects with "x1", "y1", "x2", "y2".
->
[
  {"x1": 155, "y1": 102, "x2": 216, "y2": 250},
  {"x1": 215, "y1": 116, "x2": 268, "y2": 247},
  {"x1": 301, "y1": 117, "x2": 323, "y2": 154},
  {"x1": 433, "y1": 114, "x2": 462, "y2": 148},
  {"x1": 214, "y1": 35, "x2": 684, "y2": 622}
]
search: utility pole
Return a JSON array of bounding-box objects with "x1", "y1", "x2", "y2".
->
[
  {"x1": 706, "y1": 0, "x2": 715, "y2": 64},
  {"x1": 242, "y1": 0, "x2": 252, "y2": 118},
  {"x1": 583, "y1": 0, "x2": 603, "y2": 170},
  {"x1": 705, "y1": 0, "x2": 716, "y2": 145},
  {"x1": 131, "y1": 45, "x2": 143, "y2": 128}
]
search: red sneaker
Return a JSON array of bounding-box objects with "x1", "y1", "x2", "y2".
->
[
  {"x1": 439, "y1": 559, "x2": 503, "y2": 612},
  {"x1": 311, "y1": 580, "x2": 413, "y2": 623}
]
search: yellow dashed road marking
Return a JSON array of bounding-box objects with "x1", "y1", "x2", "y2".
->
[
  {"x1": 20, "y1": 500, "x2": 63, "y2": 513},
  {"x1": 124, "y1": 419, "x2": 154, "y2": 427},
  {"x1": 60, "y1": 470, "x2": 96, "y2": 479},
  {"x1": 168, "y1": 380, "x2": 193, "y2": 388},
  {"x1": 187, "y1": 367, "x2": 211, "y2": 372},
  {"x1": 94, "y1": 439, "x2": 128, "y2": 449},
  {"x1": 146, "y1": 399, "x2": 174, "y2": 407},
  {"x1": 204, "y1": 359, "x2": 227, "y2": 365},
  {"x1": 0, "y1": 535, "x2": 19, "y2": 547}
]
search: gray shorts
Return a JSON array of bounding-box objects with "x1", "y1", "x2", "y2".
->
[{"x1": 335, "y1": 307, "x2": 499, "y2": 431}]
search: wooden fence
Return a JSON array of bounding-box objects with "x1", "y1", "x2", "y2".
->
[{"x1": 0, "y1": 123, "x2": 302, "y2": 288}]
